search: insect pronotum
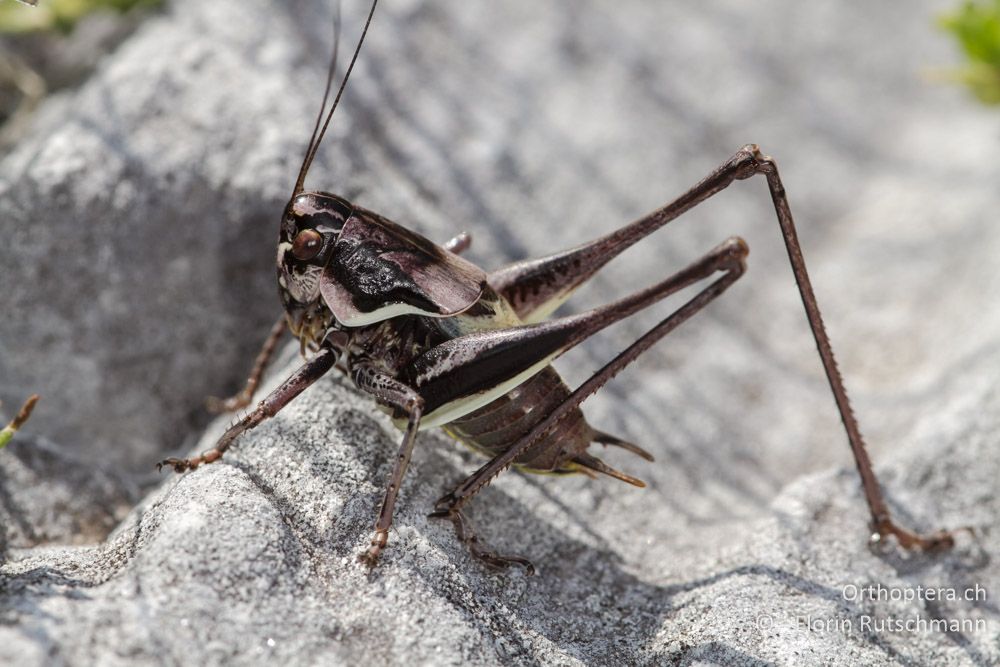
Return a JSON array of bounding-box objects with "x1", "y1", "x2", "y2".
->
[{"x1": 157, "y1": 0, "x2": 958, "y2": 573}]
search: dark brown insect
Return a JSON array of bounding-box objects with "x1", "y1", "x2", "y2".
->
[{"x1": 158, "y1": 0, "x2": 957, "y2": 573}]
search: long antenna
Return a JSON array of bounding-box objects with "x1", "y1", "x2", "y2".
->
[
  {"x1": 293, "y1": 0, "x2": 379, "y2": 196},
  {"x1": 296, "y1": 0, "x2": 343, "y2": 192}
]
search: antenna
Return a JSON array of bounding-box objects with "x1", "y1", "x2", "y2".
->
[{"x1": 292, "y1": 0, "x2": 379, "y2": 196}]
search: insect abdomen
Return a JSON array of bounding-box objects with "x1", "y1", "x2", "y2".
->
[
  {"x1": 442, "y1": 366, "x2": 649, "y2": 484},
  {"x1": 430, "y1": 286, "x2": 652, "y2": 483}
]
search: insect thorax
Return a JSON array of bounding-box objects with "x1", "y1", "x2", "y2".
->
[{"x1": 342, "y1": 285, "x2": 521, "y2": 377}]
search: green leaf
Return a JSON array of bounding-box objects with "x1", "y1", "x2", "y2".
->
[
  {"x1": 0, "y1": 395, "x2": 39, "y2": 449},
  {"x1": 940, "y1": 0, "x2": 1000, "y2": 104},
  {"x1": 0, "y1": 0, "x2": 161, "y2": 34}
]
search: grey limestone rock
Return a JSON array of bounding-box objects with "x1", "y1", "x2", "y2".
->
[{"x1": 1, "y1": 0, "x2": 998, "y2": 664}]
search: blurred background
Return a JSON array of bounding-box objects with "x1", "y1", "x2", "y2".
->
[{"x1": 1, "y1": 0, "x2": 998, "y2": 546}]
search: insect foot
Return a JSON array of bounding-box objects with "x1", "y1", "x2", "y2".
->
[
  {"x1": 358, "y1": 530, "x2": 389, "y2": 568},
  {"x1": 869, "y1": 516, "x2": 967, "y2": 553},
  {"x1": 428, "y1": 507, "x2": 536, "y2": 576},
  {"x1": 155, "y1": 448, "x2": 223, "y2": 474}
]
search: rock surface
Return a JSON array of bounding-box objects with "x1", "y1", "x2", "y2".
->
[{"x1": 2, "y1": 0, "x2": 999, "y2": 665}]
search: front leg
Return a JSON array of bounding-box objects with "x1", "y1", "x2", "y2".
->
[
  {"x1": 157, "y1": 346, "x2": 337, "y2": 473},
  {"x1": 351, "y1": 363, "x2": 424, "y2": 567},
  {"x1": 206, "y1": 315, "x2": 289, "y2": 413}
]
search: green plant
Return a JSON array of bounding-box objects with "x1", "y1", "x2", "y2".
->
[
  {"x1": 0, "y1": 0, "x2": 160, "y2": 34},
  {"x1": 940, "y1": 0, "x2": 1000, "y2": 104},
  {"x1": 0, "y1": 395, "x2": 38, "y2": 449}
]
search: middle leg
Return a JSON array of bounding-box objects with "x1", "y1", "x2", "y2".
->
[{"x1": 351, "y1": 363, "x2": 425, "y2": 566}]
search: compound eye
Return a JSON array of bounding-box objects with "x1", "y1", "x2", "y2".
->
[{"x1": 291, "y1": 229, "x2": 323, "y2": 261}]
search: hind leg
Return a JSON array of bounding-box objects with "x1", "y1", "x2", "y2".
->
[
  {"x1": 430, "y1": 508, "x2": 535, "y2": 574},
  {"x1": 429, "y1": 238, "x2": 747, "y2": 572},
  {"x1": 491, "y1": 145, "x2": 955, "y2": 551}
]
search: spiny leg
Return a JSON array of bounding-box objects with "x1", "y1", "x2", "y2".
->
[
  {"x1": 427, "y1": 238, "x2": 748, "y2": 571},
  {"x1": 488, "y1": 161, "x2": 748, "y2": 323},
  {"x1": 498, "y1": 144, "x2": 953, "y2": 550},
  {"x1": 351, "y1": 364, "x2": 425, "y2": 567},
  {"x1": 487, "y1": 149, "x2": 760, "y2": 322},
  {"x1": 750, "y1": 149, "x2": 952, "y2": 550},
  {"x1": 157, "y1": 345, "x2": 337, "y2": 473},
  {"x1": 206, "y1": 315, "x2": 289, "y2": 413}
]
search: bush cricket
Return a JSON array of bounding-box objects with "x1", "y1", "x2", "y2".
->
[{"x1": 157, "y1": 0, "x2": 958, "y2": 574}]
